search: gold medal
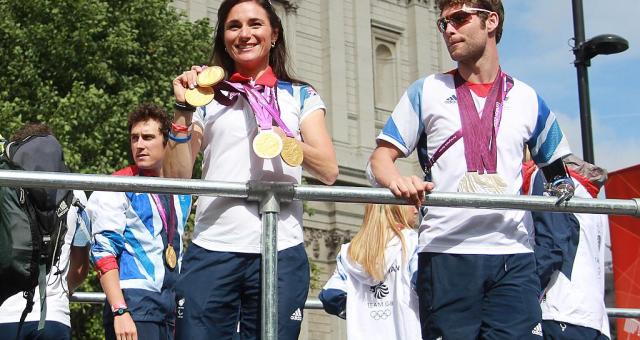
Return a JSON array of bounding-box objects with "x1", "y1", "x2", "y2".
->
[
  {"x1": 197, "y1": 66, "x2": 225, "y2": 87},
  {"x1": 252, "y1": 130, "x2": 283, "y2": 159},
  {"x1": 280, "y1": 136, "x2": 303, "y2": 166},
  {"x1": 165, "y1": 245, "x2": 177, "y2": 270},
  {"x1": 184, "y1": 86, "x2": 215, "y2": 107}
]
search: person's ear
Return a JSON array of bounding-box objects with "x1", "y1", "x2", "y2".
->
[{"x1": 486, "y1": 12, "x2": 499, "y2": 34}]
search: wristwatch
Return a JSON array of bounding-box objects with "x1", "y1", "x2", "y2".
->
[{"x1": 111, "y1": 303, "x2": 130, "y2": 317}]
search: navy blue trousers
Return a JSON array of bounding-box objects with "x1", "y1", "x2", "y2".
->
[
  {"x1": 417, "y1": 252, "x2": 543, "y2": 339},
  {"x1": 542, "y1": 320, "x2": 609, "y2": 340},
  {"x1": 0, "y1": 321, "x2": 70, "y2": 340},
  {"x1": 174, "y1": 243, "x2": 309, "y2": 340}
]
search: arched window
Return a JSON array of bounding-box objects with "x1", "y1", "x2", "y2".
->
[
  {"x1": 371, "y1": 20, "x2": 402, "y2": 127},
  {"x1": 374, "y1": 43, "x2": 396, "y2": 112}
]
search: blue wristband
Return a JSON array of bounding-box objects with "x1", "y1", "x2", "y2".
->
[{"x1": 169, "y1": 132, "x2": 192, "y2": 143}]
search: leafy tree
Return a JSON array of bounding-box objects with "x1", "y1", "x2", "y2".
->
[
  {"x1": 0, "y1": 0, "x2": 212, "y2": 338},
  {"x1": 0, "y1": 0, "x2": 212, "y2": 174}
]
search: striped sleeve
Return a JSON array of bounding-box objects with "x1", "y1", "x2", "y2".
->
[
  {"x1": 70, "y1": 190, "x2": 91, "y2": 247},
  {"x1": 319, "y1": 248, "x2": 349, "y2": 318},
  {"x1": 88, "y1": 191, "x2": 128, "y2": 270},
  {"x1": 323, "y1": 251, "x2": 349, "y2": 291},
  {"x1": 527, "y1": 95, "x2": 571, "y2": 166},
  {"x1": 298, "y1": 84, "x2": 326, "y2": 122},
  {"x1": 71, "y1": 209, "x2": 91, "y2": 247},
  {"x1": 377, "y1": 78, "x2": 426, "y2": 156}
]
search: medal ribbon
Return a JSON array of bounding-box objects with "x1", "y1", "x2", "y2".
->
[
  {"x1": 421, "y1": 72, "x2": 513, "y2": 175},
  {"x1": 454, "y1": 69, "x2": 510, "y2": 174},
  {"x1": 214, "y1": 81, "x2": 295, "y2": 138},
  {"x1": 151, "y1": 194, "x2": 177, "y2": 248}
]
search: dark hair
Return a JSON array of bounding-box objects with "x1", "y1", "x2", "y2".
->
[
  {"x1": 210, "y1": 0, "x2": 307, "y2": 84},
  {"x1": 127, "y1": 103, "x2": 171, "y2": 146},
  {"x1": 437, "y1": 0, "x2": 504, "y2": 43},
  {"x1": 10, "y1": 123, "x2": 54, "y2": 142}
]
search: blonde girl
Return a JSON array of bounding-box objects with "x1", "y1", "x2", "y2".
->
[{"x1": 319, "y1": 204, "x2": 422, "y2": 340}]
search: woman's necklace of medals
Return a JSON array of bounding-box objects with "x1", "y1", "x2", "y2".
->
[{"x1": 185, "y1": 66, "x2": 303, "y2": 166}]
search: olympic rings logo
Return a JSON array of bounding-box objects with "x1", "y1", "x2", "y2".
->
[{"x1": 369, "y1": 308, "x2": 392, "y2": 320}]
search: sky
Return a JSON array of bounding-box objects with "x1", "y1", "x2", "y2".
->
[{"x1": 499, "y1": 0, "x2": 640, "y2": 173}]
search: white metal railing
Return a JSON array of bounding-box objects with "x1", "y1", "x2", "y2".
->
[
  {"x1": 1, "y1": 170, "x2": 639, "y2": 339},
  {"x1": 0, "y1": 170, "x2": 638, "y2": 216}
]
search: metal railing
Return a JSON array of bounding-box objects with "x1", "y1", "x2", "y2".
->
[{"x1": 2, "y1": 170, "x2": 639, "y2": 339}]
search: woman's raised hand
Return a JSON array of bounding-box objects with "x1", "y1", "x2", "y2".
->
[{"x1": 172, "y1": 65, "x2": 207, "y2": 103}]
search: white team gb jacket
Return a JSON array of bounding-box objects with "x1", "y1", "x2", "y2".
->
[{"x1": 319, "y1": 229, "x2": 421, "y2": 340}]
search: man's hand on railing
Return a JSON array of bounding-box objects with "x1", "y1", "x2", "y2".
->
[{"x1": 387, "y1": 175, "x2": 434, "y2": 209}]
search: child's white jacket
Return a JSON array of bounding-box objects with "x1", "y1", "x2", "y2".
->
[{"x1": 319, "y1": 229, "x2": 421, "y2": 340}]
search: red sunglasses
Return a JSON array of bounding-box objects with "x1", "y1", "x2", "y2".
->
[{"x1": 437, "y1": 5, "x2": 494, "y2": 33}]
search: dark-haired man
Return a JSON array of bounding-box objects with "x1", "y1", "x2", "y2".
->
[
  {"x1": 89, "y1": 104, "x2": 192, "y2": 340},
  {"x1": 368, "y1": 0, "x2": 574, "y2": 338}
]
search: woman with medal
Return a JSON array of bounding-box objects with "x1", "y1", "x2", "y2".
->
[
  {"x1": 167, "y1": 0, "x2": 338, "y2": 339},
  {"x1": 368, "y1": 0, "x2": 575, "y2": 339},
  {"x1": 89, "y1": 104, "x2": 192, "y2": 340}
]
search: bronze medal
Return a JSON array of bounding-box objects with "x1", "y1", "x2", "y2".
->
[
  {"x1": 184, "y1": 86, "x2": 215, "y2": 107},
  {"x1": 165, "y1": 245, "x2": 177, "y2": 270},
  {"x1": 252, "y1": 130, "x2": 283, "y2": 159},
  {"x1": 280, "y1": 136, "x2": 303, "y2": 167}
]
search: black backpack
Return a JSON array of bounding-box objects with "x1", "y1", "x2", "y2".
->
[{"x1": 0, "y1": 134, "x2": 78, "y2": 333}]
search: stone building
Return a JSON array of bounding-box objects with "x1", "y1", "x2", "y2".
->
[{"x1": 171, "y1": 0, "x2": 452, "y2": 338}]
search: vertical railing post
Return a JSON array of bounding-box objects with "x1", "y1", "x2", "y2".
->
[
  {"x1": 259, "y1": 190, "x2": 279, "y2": 340},
  {"x1": 247, "y1": 180, "x2": 295, "y2": 340}
]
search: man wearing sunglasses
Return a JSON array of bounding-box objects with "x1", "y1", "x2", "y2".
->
[{"x1": 368, "y1": 0, "x2": 575, "y2": 339}]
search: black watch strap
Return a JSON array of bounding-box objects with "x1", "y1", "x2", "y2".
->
[
  {"x1": 112, "y1": 307, "x2": 130, "y2": 317},
  {"x1": 174, "y1": 101, "x2": 196, "y2": 112}
]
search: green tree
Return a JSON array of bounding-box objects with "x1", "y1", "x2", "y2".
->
[
  {"x1": 0, "y1": 0, "x2": 212, "y2": 174},
  {"x1": 0, "y1": 0, "x2": 212, "y2": 338}
]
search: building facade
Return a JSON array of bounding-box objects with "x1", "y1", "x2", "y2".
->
[{"x1": 171, "y1": 0, "x2": 452, "y2": 338}]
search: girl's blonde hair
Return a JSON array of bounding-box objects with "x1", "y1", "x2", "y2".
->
[{"x1": 347, "y1": 204, "x2": 417, "y2": 281}]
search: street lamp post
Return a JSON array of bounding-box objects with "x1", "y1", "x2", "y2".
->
[{"x1": 571, "y1": 0, "x2": 628, "y2": 164}]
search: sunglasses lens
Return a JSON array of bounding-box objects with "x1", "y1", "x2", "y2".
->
[
  {"x1": 437, "y1": 11, "x2": 476, "y2": 32},
  {"x1": 437, "y1": 18, "x2": 447, "y2": 32},
  {"x1": 450, "y1": 12, "x2": 472, "y2": 25}
]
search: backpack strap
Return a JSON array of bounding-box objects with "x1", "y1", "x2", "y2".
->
[
  {"x1": 37, "y1": 263, "x2": 47, "y2": 330},
  {"x1": 16, "y1": 289, "x2": 35, "y2": 340},
  {"x1": 14, "y1": 266, "x2": 47, "y2": 339},
  {"x1": 17, "y1": 193, "x2": 50, "y2": 333}
]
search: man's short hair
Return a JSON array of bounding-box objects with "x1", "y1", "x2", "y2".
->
[
  {"x1": 437, "y1": 0, "x2": 504, "y2": 43},
  {"x1": 127, "y1": 103, "x2": 171, "y2": 145},
  {"x1": 10, "y1": 123, "x2": 54, "y2": 142}
]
